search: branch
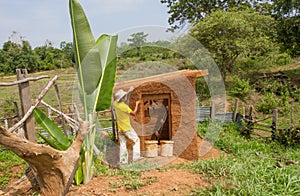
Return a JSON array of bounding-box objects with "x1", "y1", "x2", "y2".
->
[
  {"x1": 0, "y1": 75, "x2": 49, "y2": 87},
  {"x1": 9, "y1": 75, "x2": 58, "y2": 132},
  {"x1": 41, "y1": 100, "x2": 79, "y2": 131}
]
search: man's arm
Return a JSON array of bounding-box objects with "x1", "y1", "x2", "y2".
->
[{"x1": 130, "y1": 100, "x2": 141, "y2": 116}]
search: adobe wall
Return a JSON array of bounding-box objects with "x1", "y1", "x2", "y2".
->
[{"x1": 128, "y1": 75, "x2": 199, "y2": 160}]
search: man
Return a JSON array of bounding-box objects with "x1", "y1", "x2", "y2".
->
[{"x1": 113, "y1": 89, "x2": 141, "y2": 164}]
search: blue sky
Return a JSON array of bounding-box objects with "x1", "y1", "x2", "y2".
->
[{"x1": 0, "y1": 0, "x2": 183, "y2": 48}]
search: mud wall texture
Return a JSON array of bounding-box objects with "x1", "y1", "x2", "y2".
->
[{"x1": 114, "y1": 70, "x2": 208, "y2": 160}]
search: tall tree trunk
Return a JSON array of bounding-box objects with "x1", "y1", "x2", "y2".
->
[{"x1": 0, "y1": 121, "x2": 89, "y2": 196}]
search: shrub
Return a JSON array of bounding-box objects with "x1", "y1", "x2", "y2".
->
[
  {"x1": 230, "y1": 76, "x2": 252, "y2": 100},
  {"x1": 255, "y1": 93, "x2": 280, "y2": 114},
  {"x1": 274, "y1": 53, "x2": 291, "y2": 65}
]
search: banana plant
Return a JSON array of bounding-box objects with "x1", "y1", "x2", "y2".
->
[
  {"x1": 69, "y1": 0, "x2": 118, "y2": 184},
  {"x1": 32, "y1": 0, "x2": 117, "y2": 186}
]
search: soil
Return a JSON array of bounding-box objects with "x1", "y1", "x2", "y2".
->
[
  {"x1": 1, "y1": 139, "x2": 221, "y2": 196},
  {"x1": 67, "y1": 157, "x2": 212, "y2": 196}
]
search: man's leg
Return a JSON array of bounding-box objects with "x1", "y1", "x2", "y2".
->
[
  {"x1": 125, "y1": 129, "x2": 141, "y2": 161},
  {"x1": 118, "y1": 131, "x2": 128, "y2": 164}
]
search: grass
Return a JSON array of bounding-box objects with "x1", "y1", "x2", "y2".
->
[
  {"x1": 0, "y1": 148, "x2": 26, "y2": 189},
  {"x1": 188, "y1": 122, "x2": 300, "y2": 195},
  {"x1": 0, "y1": 68, "x2": 76, "y2": 120}
]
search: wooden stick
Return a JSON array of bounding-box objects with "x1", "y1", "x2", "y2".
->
[
  {"x1": 13, "y1": 101, "x2": 21, "y2": 121},
  {"x1": 271, "y1": 109, "x2": 278, "y2": 140},
  {"x1": 41, "y1": 100, "x2": 78, "y2": 131},
  {"x1": 8, "y1": 75, "x2": 58, "y2": 133},
  {"x1": 53, "y1": 81, "x2": 67, "y2": 133},
  {"x1": 290, "y1": 100, "x2": 294, "y2": 128},
  {"x1": 255, "y1": 122, "x2": 272, "y2": 128},
  {"x1": 253, "y1": 127, "x2": 272, "y2": 132},
  {"x1": 0, "y1": 75, "x2": 49, "y2": 86},
  {"x1": 243, "y1": 115, "x2": 271, "y2": 123},
  {"x1": 233, "y1": 98, "x2": 238, "y2": 122}
]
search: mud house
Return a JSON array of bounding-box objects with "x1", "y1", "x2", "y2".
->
[{"x1": 113, "y1": 69, "x2": 208, "y2": 160}]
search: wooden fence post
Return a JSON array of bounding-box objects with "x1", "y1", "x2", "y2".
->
[
  {"x1": 290, "y1": 100, "x2": 294, "y2": 128},
  {"x1": 233, "y1": 98, "x2": 239, "y2": 122},
  {"x1": 271, "y1": 109, "x2": 278, "y2": 140},
  {"x1": 16, "y1": 69, "x2": 36, "y2": 142},
  {"x1": 245, "y1": 105, "x2": 254, "y2": 138}
]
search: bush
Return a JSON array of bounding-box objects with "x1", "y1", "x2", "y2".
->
[
  {"x1": 230, "y1": 76, "x2": 252, "y2": 100},
  {"x1": 255, "y1": 93, "x2": 280, "y2": 114},
  {"x1": 274, "y1": 53, "x2": 291, "y2": 65}
]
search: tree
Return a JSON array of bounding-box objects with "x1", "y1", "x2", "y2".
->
[
  {"x1": 273, "y1": 0, "x2": 300, "y2": 17},
  {"x1": 272, "y1": 0, "x2": 300, "y2": 57},
  {"x1": 60, "y1": 41, "x2": 75, "y2": 63},
  {"x1": 0, "y1": 40, "x2": 39, "y2": 74},
  {"x1": 190, "y1": 9, "x2": 279, "y2": 81},
  {"x1": 161, "y1": 0, "x2": 273, "y2": 30},
  {"x1": 276, "y1": 16, "x2": 300, "y2": 57},
  {"x1": 127, "y1": 32, "x2": 148, "y2": 56},
  {"x1": 34, "y1": 44, "x2": 73, "y2": 70}
]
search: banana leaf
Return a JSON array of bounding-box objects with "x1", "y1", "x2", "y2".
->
[
  {"x1": 94, "y1": 34, "x2": 118, "y2": 111},
  {"x1": 33, "y1": 108, "x2": 71, "y2": 150},
  {"x1": 70, "y1": 0, "x2": 101, "y2": 102}
]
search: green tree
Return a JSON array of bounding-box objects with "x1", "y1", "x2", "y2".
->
[
  {"x1": 272, "y1": 0, "x2": 300, "y2": 57},
  {"x1": 276, "y1": 16, "x2": 300, "y2": 57},
  {"x1": 273, "y1": 0, "x2": 300, "y2": 17},
  {"x1": 161, "y1": 0, "x2": 273, "y2": 30},
  {"x1": 60, "y1": 41, "x2": 75, "y2": 63},
  {"x1": 0, "y1": 40, "x2": 38, "y2": 74},
  {"x1": 190, "y1": 9, "x2": 279, "y2": 81},
  {"x1": 34, "y1": 42, "x2": 73, "y2": 71},
  {"x1": 127, "y1": 32, "x2": 148, "y2": 56}
]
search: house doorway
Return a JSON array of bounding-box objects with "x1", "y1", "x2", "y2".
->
[{"x1": 141, "y1": 93, "x2": 171, "y2": 141}]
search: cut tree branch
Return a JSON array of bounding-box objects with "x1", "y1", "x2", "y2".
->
[{"x1": 0, "y1": 75, "x2": 49, "y2": 87}]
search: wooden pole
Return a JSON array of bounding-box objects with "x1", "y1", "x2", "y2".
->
[
  {"x1": 271, "y1": 109, "x2": 278, "y2": 140},
  {"x1": 233, "y1": 98, "x2": 239, "y2": 122},
  {"x1": 16, "y1": 69, "x2": 36, "y2": 142},
  {"x1": 290, "y1": 100, "x2": 294, "y2": 128},
  {"x1": 111, "y1": 105, "x2": 117, "y2": 141},
  {"x1": 246, "y1": 105, "x2": 254, "y2": 138},
  {"x1": 68, "y1": 106, "x2": 75, "y2": 135},
  {"x1": 53, "y1": 82, "x2": 67, "y2": 134}
]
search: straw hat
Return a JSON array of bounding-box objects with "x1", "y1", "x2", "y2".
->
[{"x1": 115, "y1": 89, "x2": 127, "y2": 102}]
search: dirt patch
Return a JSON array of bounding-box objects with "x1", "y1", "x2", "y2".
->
[
  {"x1": 67, "y1": 158, "x2": 210, "y2": 196},
  {"x1": 2, "y1": 140, "x2": 221, "y2": 196},
  {"x1": 67, "y1": 144, "x2": 221, "y2": 196}
]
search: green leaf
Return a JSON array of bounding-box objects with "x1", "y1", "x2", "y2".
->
[
  {"x1": 33, "y1": 108, "x2": 70, "y2": 150},
  {"x1": 94, "y1": 34, "x2": 118, "y2": 111},
  {"x1": 38, "y1": 132, "x2": 65, "y2": 151},
  {"x1": 69, "y1": 0, "x2": 101, "y2": 95},
  {"x1": 74, "y1": 159, "x2": 83, "y2": 185}
]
